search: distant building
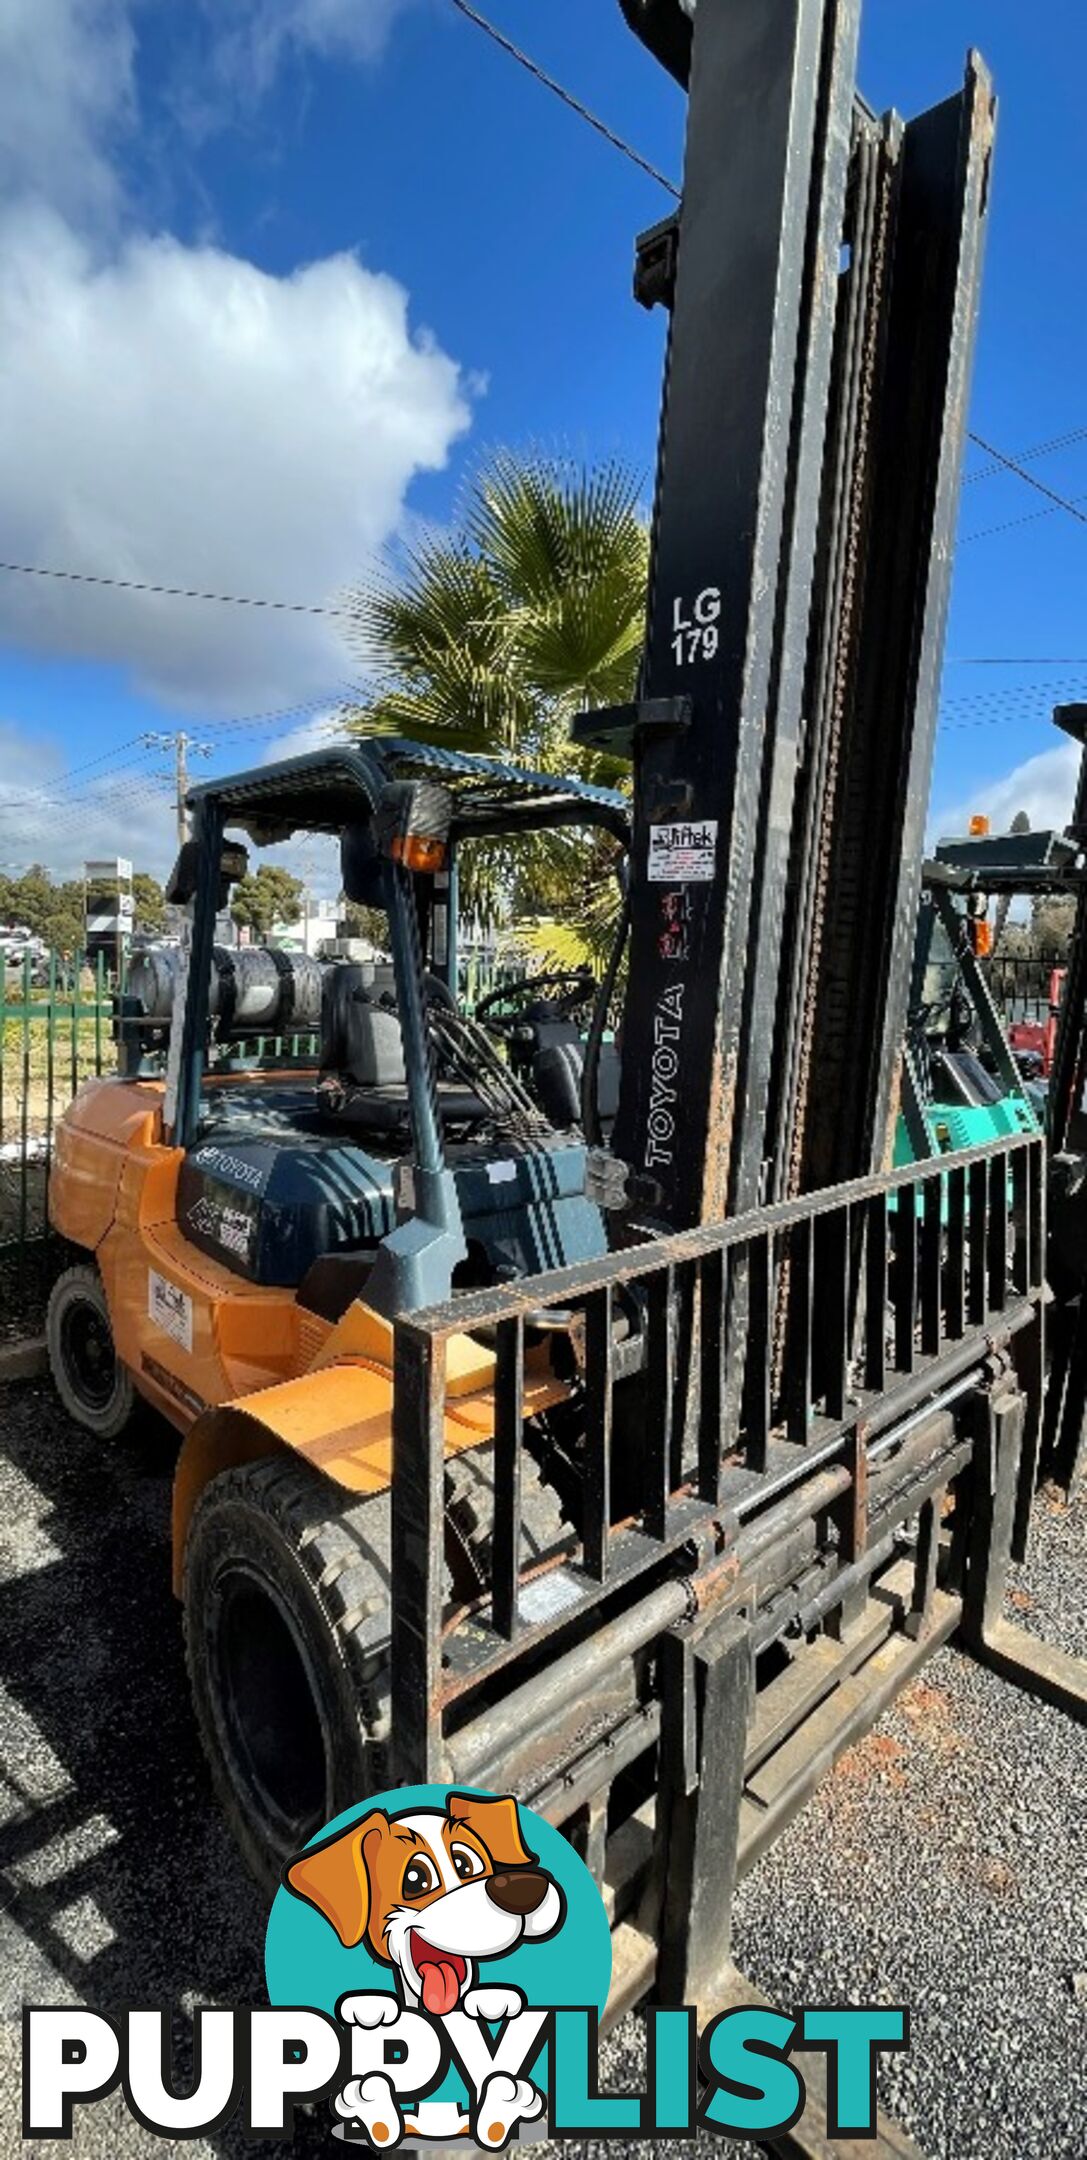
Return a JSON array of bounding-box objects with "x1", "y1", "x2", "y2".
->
[{"x1": 271, "y1": 905, "x2": 339, "y2": 956}]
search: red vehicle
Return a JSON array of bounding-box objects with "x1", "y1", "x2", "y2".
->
[{"x1": 1008, "y1": 966, "x2": 1066, "y2": 1077}]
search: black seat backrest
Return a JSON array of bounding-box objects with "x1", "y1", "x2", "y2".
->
[
  {"x1": 533, "y1": 1039, "x2": 621, "y2": 1133},
  {"x1": 533, "y1": 1018, "x2": 582, "y2": 1052},
  {"x1": 534, "y1": 1041, "x2": 582, "y2": 1127},
  {"x1": 320, "y1": 964, "x2": 406, "y2": 1088}
]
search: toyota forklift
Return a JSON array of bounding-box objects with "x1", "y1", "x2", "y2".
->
[{"x1": 46, "y1": 2, "x2": 1087, "y2": 2147}]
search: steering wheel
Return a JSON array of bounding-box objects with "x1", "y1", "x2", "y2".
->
[{"x1": 474, "y1": 969, "x2": 597, "y2": 1034}]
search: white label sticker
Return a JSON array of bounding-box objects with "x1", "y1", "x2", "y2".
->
[
  {"x1": 518, "y1": 1567, "x2": 585, "y2": 1625},
  {"x1": 648, "y1": 820, "x2": 718, "y2": 883},
  {"x1": 487, "y1": 1160, "x2": 518, "y2": 1185},
  {"x1": 148, "y1": 1270, "x2": 193, "y2": 1352}
]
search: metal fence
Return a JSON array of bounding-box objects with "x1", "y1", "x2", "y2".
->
[
  {"x1": 987, "y1": 951, "x2": 1065, "y2": 1026},
  {"x1": 3, "y1": 930, "x2": 1051, "y2": 1268},
  {"x1": 0, "y1": 940, "x2": 543, "y2": 1262},
  {"x1": 0, "y1": 953, "x2": 117, "y2": 1258}
]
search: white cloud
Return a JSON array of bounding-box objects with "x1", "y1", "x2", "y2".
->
[
  {"x1": 0, "y1": 1, "x2": 412, "y2": 219},
  {"x1": 202, "y1": 0, "x2": 412, "y2": 101},
  {"x1": 0, "y1": 0, "x2": 474, "y2": 718},
  {"x1": 0, "y1": 0, "x2": 136, "y2": 225},
  {"x1": 260, "y1": 713, "x2": 343, "y2": 765},
  {"x1": 0, "y1": 208, "x2": 472, "y2": 709},
  {"x1": 0, "y1": 720, "x2": 179, "y2": 881},
  {"x1": 932, "y1": 741, "x2": 1080, "y2": 845}
]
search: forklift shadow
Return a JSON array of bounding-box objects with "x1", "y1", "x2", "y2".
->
[{"x1": 0, "y1": 1378, "x2": 338, "y2": 2157}]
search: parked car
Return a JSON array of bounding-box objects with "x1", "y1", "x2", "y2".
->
[{"x1": 0, "y1": 928, "x2": 49, "y2": 973}]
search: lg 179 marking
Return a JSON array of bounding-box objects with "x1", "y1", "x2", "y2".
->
[{"x1": 671, "y1": 585, "x2": 721, "y2": 666}]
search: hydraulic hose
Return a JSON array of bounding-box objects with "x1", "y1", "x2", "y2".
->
[{"x1": 581, "y1": 888, "x2": 631, "y2": 1147}]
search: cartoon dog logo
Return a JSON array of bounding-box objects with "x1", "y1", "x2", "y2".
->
[{"x1": 286, "y1": 1791, "x2": 565, "y2": 2147}]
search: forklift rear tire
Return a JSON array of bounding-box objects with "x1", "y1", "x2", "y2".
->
[
  {"x1": 183, "y1": 1453, "x2": 392, "y2": 1896},
  {"x1": 46, "y1": 1263, "x2": 138, "y2": 1441}
]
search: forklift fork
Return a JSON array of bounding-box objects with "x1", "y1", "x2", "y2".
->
[{"x1": 959, "y1": 1382, "x2": 1087, "y2": 1722}]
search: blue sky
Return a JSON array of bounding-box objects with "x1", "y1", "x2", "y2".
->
[{"x1": 1, "y1": 0, "x2": 1085, "y2": 879}]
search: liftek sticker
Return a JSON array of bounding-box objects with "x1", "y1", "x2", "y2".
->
[
  {"x1": 148, "y1": 1270, "x2": 193, "y2": 1352},
  {"x1": 648, "y1": 819, "x2": 718, "y2": 882}
]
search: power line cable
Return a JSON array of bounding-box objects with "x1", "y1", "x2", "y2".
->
[
  {"x1": 962, "y1": 492, "x2": 1087, "y2": 547},
  {"x1": 0, "y1": 558, "x2": 338, "y2": 614},
  {"x1": 0, "y1": 737, "x2": 145, "y2": 812},
  {"x1": 196, "y1": 684, "x2": 364, "y2": 737},
  {"x1": 939, "y1": 674, "x2": 1087, "y2": 707},
  {"x1": 0, "y1": 16, "x2": 1077, "y2": 713},
  {"x1": 965, "y1": 421, "x2": 1087, "y2": 484},
  {"x1": 0, "y1": 780, "x2": 178, "y2": 845},
  {"x1": 938, "y1": 685, "x2": 1087, "y2": 722},
  {"x1": 947, "y1": 653, "x2": 1087, "y2": 665},
  {"x1": 965, "y1": 431, "x2": 1087, "y2": 529},
  {"x1": 0, "y1": 766, "x2": 176, "y2": 823},
  {"x1": 0, "y1": 691, "x2": 360, "y2": 822},
  {"x1": 445, "y1": 0, "x2": 680, "y2": 196},
  {"x1": 963, "y1": 419, "x2": 1087, "y2": 483}
]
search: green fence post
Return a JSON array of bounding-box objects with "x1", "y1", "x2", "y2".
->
[
  {"x1": 18, "y1": 954, "x2": 31, "y2": 1247},
  {"x1": 72, "y1": 949, "x2": 82, "y2": 1105},
  {"x1": 95, "y1": 951, "x2": 105, "y2": 1075},
  {"x1": 45, "y1": 950, "x2": 57, "y2": 1222}
]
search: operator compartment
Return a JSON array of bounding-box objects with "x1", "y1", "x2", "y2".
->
[{"x1": 137, "y1": 739, "x2": 633, "y2": 1299}]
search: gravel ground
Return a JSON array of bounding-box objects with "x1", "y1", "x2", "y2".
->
[
  {"x1": 0, "y1": 1376, "x2": 1084, "y2": 2160},
  {"x1": 0, "y1": 1244, "x2": 57, "y2": 1344}
]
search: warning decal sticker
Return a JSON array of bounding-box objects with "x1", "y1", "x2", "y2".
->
[
  {"x1": 148, "y1": 1270, "x2": 194, "y2": 1353},
  {"x1": 648, "y1": 820, "x2": 718, "y2": 883}
]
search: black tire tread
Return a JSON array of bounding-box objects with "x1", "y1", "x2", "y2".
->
[
  {"x1": 190, "y1": 1450, "x2": 395, "y2": 1729},
  {"x1": 183, "y1": 1433, "x2": 573, "y2": 1888},
  {"x1": 46, "y1": 1262, "x2": 138, "y2": 1441}
]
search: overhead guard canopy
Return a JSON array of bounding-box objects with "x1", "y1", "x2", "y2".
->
[{"x1": 186, "y1": 736, "x2": 630, "y2": 849}]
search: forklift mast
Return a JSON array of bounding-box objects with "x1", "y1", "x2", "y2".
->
[{"x1": 580, "y1": 0, "x2": 995, "y2": 1234}]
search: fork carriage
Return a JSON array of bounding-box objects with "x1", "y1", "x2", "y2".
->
[{"x1": 389, "y1": 1130, "x2": 1082, "y2": 2052}]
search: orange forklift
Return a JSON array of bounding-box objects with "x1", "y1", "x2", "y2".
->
[{"x1": 41, "y1": 0, "x2": 1087, "y2": 2098}]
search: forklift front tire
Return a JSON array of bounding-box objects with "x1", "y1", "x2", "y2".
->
[
  {"x1": 183, "y1": 1454, "x2": 392, "y2": 1895},
  {"x1": 46, "y1": 1263, "x2": 139, "y2": 1441}
]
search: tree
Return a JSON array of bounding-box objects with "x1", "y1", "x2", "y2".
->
[
  {"x1": 41, "y1": 899, "x2": 84, "y2": 955},
  {"x1": 132, "y1": 871, "x2": 166, "y2": 934},
  {"x1": 339, "y1": 899, "x2": 390, "y2": 953},
  {"x1": 0, "y1": 865, "x2": 54, "y2": 938},
  {"x1": 231, "y1": 866, "x2": 304, "y2": 940},
  {"x1": 0, "y1": 863, "x2": 165, "y2": 959},
  {"x1": 341, "y1": 453, "x2": 645, "y2": 949},
  {"x1": 1031, "y1": 894, "x2": 1077, "y2": 955},
  {"x1": 0, "y1": 867, "x2": 82, "y2": 953}
]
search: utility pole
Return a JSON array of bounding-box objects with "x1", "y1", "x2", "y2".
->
[{"x1": 140, "y1": 731, "x2": 214, "y2": 845}]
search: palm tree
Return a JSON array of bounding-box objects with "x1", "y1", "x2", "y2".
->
[{"x1": 339, "y1": 453, "x2": 648, "y2": 956}]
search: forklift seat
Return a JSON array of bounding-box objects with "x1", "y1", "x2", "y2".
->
[
  {"x1": 320, "y1": 962, "x2": 408, "y2": 1090},
  {"x1": 534, "y1": 1038, "x2": 621, "y2": 1133},
  {"x1": 317, "y1": 959, "x2": 488, "y2": 1133}
]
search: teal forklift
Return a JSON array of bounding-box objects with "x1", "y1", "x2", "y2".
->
[{"x1": 907, "y1": 702, "x2": 1087, "y2": 1486}]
